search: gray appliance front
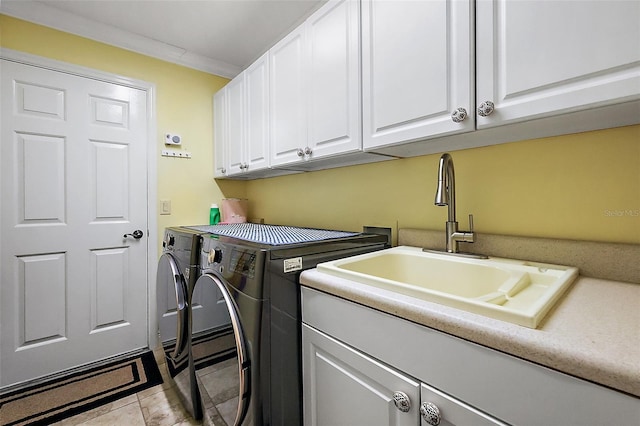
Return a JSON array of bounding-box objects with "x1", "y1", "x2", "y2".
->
[
  {"x1": 157, "y1": 227, "x2": 233, "y2": 421},
  {"x1": 156, "y1": 229, "x2": 199, "y2": 419},
  {"x1": 196, "y1": 238, "x2": 266, "y2": 426}
]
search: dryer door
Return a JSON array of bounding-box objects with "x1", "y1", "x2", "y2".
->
[
  {"x1": 194, "y1": 272, "x2": 251, "y2": 426},
  {"x1": 156, "y1": 252, "x2": 189, "y2": 365}
]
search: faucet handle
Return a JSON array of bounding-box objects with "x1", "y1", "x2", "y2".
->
[{"x1": 468, "y1": 214, "x2": 475, "y2": 233}]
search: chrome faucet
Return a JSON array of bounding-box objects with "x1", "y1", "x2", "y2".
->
[{"x1": 434, "y1": 153, "x2": 476, "y2": 253}]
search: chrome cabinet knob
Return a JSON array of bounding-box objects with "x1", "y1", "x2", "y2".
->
[
  {"x1": 420, "y1": 402, "x2": 441, "y2": 425},
  {"x1": 477, "y1": 101, "x2": 495, "y2": 117},
  {"x1": 392, "y1": 391, "x2": 411, "y2": 413},
  {"x1": 304, "y1": 146, "x2": 313, "y2": 156},
  {"x1": 451, "y1": 107, "x2": 468, "y2": 123},
  {"x1": 221, "y1": 167, "x2": 226, "y2": 174},
  {"x1": 297, "y1": 148, "x2": 305, "y2": 157}
]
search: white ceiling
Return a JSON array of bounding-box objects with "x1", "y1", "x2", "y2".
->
[{"x1": 1, "y1": 0, "x2": 326, "y2": 78}]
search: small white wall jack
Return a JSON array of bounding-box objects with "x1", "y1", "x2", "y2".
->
[{"x1": 162, "y1": 149, "x2": 192, "y2": 158}]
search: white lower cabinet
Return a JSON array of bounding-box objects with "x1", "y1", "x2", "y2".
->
[
  {"x1": 303, "y1": 323, "x2": 420, "y2": 426},
  {"x1": 301, "y1": 287, "x2": 640, "y2": 426},
  {"x1": 303, "y1": 323, "x2": 505, "y2": 426}
]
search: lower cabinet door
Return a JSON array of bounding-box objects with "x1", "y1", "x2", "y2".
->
[
  {"x1": 302, "y1": 323, "x2": 420, "y2": 426},
  {"x1": 419, "y1": 383, "x2": 506, "y2": 426}
]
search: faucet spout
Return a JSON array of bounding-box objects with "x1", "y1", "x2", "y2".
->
[
  {"x1": 434, "y1": 153, "x2": 475, "y2": 253},
  {"x1": 434, "y1": 153, "x2": 456, "y2": 222}
]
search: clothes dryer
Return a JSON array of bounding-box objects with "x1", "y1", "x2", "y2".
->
[{"x1": 187, "y1": 224, "x2": 389, "y2": 426}]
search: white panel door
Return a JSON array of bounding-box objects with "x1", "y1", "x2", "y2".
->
[
  {"x1": 269, "y1": 24, "x2": 307, "y2": 167},
  {"x1": 476, "y1": 0, "x2": 640, "y2": 128},
  {"x1": 306, "y1": 0, "x2": 361, "y2": 158},
  {"x1": 362, "y1": 0, "x2": 474, "y2": 150},
  {"x1": 303, "y1": 324, "x2": 420, "y2": 426},
  {"x1": 1, "y1": 60, "x2": 148, "y2": 387}
]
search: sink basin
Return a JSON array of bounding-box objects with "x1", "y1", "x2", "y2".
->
[{"x1": 316, "y1": 246, "x2": 578, "y2": 328}]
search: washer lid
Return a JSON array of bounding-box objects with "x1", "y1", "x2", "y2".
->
[{"x1": 185, "y1": 223, "x2": 359, "y2": 245}]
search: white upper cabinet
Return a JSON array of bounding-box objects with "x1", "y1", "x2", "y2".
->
[
  {"x1": 269, "y1": 24, "x2": 307, "y2": 166},
  {"x1": 362, "y1": 0, "x2": 474, "y2": 150},
  {"x1": 226, "y1": 73, "x2": 245, "y2": 175},
  {"x1": 213, "y1": 88, "x2": 227, "y2": 178},
  {"x1": 306, "y1": 0, "x2": 361, "y2": 158},
  {"x1": 270, "y1": 0, "x2": 362, "y2": 167},
  {"x1": 244, "y1": 53, "x2": 270, "y2": 172},
  {"x1": 215, "y1": 53, "x2": 270, "y2": 178},
  {"x1": 475, "y1": 0, "x2": 640, "y2": 128}
]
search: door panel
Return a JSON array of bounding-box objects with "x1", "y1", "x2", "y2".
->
[
  {"x1": 19, "y1": 133, "x2": 66, "y2": 222},
  {"x1": 269, "y1": 25, "x2": 307, "y2": 166},
  {"x1": 362, "y1": 0, "x2": 474, "y2": 149},
  {"x1": 19, "y1": 253, "x2": 67, "y2": 345},
  {"x1": 303, "y1": 323, "x2": 420, "y2": 426},
  {"x1": 1, "y1": 60, "x2": 148, "y2": 387},
  {"x1": 307, "y1": 0, "x2": 360, "y2": 157},
  {"x1": 476, "y1": 0, "x2": 640, "y2": 128}
]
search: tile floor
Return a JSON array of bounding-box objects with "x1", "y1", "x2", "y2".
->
[{"x1": 50, "y1": 348, "x2": 202, "y2": 426}]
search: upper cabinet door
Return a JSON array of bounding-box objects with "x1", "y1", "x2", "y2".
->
[
  {"x1": 306, "y1": 0, "x2": 361, "y2": 158},
  {"x1": 245, "y1": 53, "x2": 270, "y2": 172},
  {"x1": 476, "y1": 0, "x2": 640, "y2": 129},
  {"x1": 225, "y1": 74, "x2": 245, "y2": 175},
  {"x1": 270, "y1": 24, "x2": 307, "y2": 167},
  {"x1": 213, "y1": 88, "x2": 227, "y2": 178},
  {"x1": 362, "y1": 0, "x2": 474, "y2": 150}
]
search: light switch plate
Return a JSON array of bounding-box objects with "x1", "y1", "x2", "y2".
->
[{"x1": 160, "y1": 200, "x2": 171, "y2": 215}]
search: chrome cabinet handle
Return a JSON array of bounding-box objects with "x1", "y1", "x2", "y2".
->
[
  {"x1": 451, "y1": 107, "x2": 468, "y2": 123},
  {"x1": 124, "y1": 230, "x2": 144, "y2": 239},
  {"x1": 392, "y1": 391, "x2": 411, "y2": 412},
  {"x1": 477, "y1": 101, "x2": 495, "y2": 117},
  {"x1": 420, "y1": 402, "x2": 441, "y2": 425}
]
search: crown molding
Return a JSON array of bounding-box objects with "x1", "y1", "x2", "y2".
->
[{"x1": 1, "y1": 1, "x2": 241, "y2": 78}]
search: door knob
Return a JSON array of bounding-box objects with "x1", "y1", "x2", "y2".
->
[{"x1": 124, "y1": 230, "x2": 144, "y2": 239}]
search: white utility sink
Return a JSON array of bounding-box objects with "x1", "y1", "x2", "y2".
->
[{"x1": 316, "y1": 246, "x2": 579, "y2": 328}]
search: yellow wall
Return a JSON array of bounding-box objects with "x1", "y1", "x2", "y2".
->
[
  {"x1": 0, "y1": 15, "x2": 246, "y2": 253},
  {"x1": 247, "y1": 125, "x2": 640, "y2": 245},
  {"x1": 3, "y1": 15, "x2": 638, "y2": 247}
]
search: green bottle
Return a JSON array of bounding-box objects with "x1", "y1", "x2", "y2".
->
[{"x1": 209, "y1": 203, "x2": 221, "y2": 225}]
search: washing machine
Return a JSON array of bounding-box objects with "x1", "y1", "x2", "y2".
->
[{"x1": 156, "y1": 227, "x2": 232, "y2": 420}]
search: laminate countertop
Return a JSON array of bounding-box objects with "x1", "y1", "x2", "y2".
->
[{"x1": 300, "y1": 269, "x2": 640, "y2": 398}]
